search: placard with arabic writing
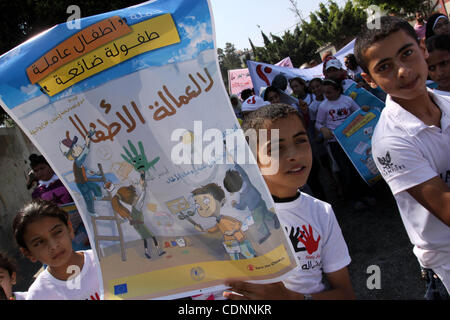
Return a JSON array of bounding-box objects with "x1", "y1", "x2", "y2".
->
[{"x1": 0, "y1": 0, "x2": 297, "y2": 300}]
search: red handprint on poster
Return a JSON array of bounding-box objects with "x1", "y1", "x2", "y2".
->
[{"x1": 297, "y1": 225, "x2": 321, "y2": 254}]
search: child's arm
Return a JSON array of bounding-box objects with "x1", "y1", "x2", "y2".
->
[
  {"x1": 223, "y1": 268, "x2": 354, "y2": 300},
  {"x1": 406, "y1": 177, "x2": 450, "y2": 226}
]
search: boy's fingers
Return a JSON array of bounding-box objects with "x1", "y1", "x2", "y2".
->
[{"x1": 223, "y1": 291, "x2": 247, "y2": 300}]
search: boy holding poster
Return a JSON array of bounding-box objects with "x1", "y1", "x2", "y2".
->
[
  {"x1": 224, "y1": 104, "x2": 354, "y2": 300},
  {"x1": 355, "y1": 16, "x2": 450, "y2": 298}
]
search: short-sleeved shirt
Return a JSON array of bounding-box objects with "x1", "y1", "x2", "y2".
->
[
  {"x1": 315, "y1": 95, "x2": 360, "y2": 142},
  {"x1": 371, "y1": 90, "x2": 450, "y2": 269},
  {"x1": 26, "y1": 250, "x2": 101, "y2": 300},
  {"x1": 275, "y1": 193, "x2": 351, "y2": 294}
]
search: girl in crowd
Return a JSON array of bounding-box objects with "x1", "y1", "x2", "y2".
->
[
  {"x1": 315, "y1": 79, "x2": 375, "y2": 210},
  {"x1": 426, "y1": 34, "x2": 450, "y2": 96}
]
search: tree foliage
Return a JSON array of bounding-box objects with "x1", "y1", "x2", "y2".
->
[
  {"x1": 217, "y1": 43, "x2": 245, "y2": 90},
  {"x1": 250, "y1": 1, "x2": 366, "y2": 67},
  {"x1": 355, "y1": 0, "x2": 435, "y2": 16},
  {"x1": 301, "y1": 0, "x2": 367, "y2": 50},
  {"x1": 250, "y1": 26, "x2": 319, "y2": 67}
]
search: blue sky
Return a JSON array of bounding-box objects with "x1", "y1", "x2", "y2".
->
[{"x1": 210, "y1": 0, "x2": 348, "y2": 50}]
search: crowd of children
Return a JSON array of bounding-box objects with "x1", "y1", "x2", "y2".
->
[{"x1": 1, "y1": 12, "x2": 449, "y2": 301}]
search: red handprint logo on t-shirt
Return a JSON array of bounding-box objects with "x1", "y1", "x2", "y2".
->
[{"x1": 297, "y1": 225, "x2": 321, "y2": 254}]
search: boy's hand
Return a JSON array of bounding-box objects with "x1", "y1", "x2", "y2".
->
[
  {"x1": 320, "y1": 127, "x2": 334, "y2": 140},
  {"x1": 231, "y1": 200, "x2": 237, "y2": 207},
  {"x1": 223, "y1": 281, "x2": 301, "y2": 300},
  {"x1": 298, "y1": 100, "x2": 308, "y2": 113}
]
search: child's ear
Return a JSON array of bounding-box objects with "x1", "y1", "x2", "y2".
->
[
  {"x1": 361, "y1": 72, "x2": 378, "y2": 89},
  {"x1": 67, "y1": 220, "x2": 75, "y2": 240},
  {"x1": 419, "y1": 37, "x2": 429, "y2": 59},
  {"x1": 20, "y1": 247, "x2": 38, "y2": 263},
  {"x1": 11, "y1": 272, "x2": 17, "y2": 285}
]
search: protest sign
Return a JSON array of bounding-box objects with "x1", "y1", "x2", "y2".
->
[
  {"x1": 333, "y1": 108, "x2": 383, "y2": 186},
  {"x1": 0, "y1": 0, "x2": 297, "y2": 300}
]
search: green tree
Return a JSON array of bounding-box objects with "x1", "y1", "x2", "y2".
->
[
  {"x1": 355, "y1": 0, "x2": 435, "y2": 16},
  {"x1": 249, "y1": 26, "x2": 319, "y2": 67},
  {"x1": 217, "y1": 42, "x2": 244, "y2": 91},
  {"x1": 301, "y1": 0, "x2": 367, "y2": 50}
]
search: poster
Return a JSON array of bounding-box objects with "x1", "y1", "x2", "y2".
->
[
  {"x1": 0, "y1": 0, "x2": 297, "y2": 299},
  {"x1": 333, "y1": 107, "x2": 383, "y2": 186}
]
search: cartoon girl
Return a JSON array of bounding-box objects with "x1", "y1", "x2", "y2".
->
[{"x1": 111, "y1": 175, "x2": 165, "y2": 259}]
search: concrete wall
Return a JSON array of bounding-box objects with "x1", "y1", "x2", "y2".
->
[{"x1": 0, "y1": 126, "x2": 41, "y2": 291}]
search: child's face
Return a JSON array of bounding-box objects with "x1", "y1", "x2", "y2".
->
[
  {"x1": 32, "y1": 163, "x2": 54, "y2": 182},
  {"x1": 194, "y1": 194, "x2": 221, "y2": 218},
  {"x1": 361, "y1": 30, "x2": 429, "y2": 101},
  {"x1": 322, "y1": 85, "x2": 340, "y2": 101},
  {"x1": 0, "y1": 268, "x2": 16, "y2": 299},
  {"x1": 258, "y1": 115, "x2": 312, "y2": 198},
  {"x1": 309, "y1": 81, "x2": 323, "y2": 98},
  {"x1": 290, "y1": 80, "x2": 306, "y2": 97},
  {"x1": 21, "y1": 217, "x2": 74, "y2": 269},
  {"x1": 426, "y1": 49, "x2": 450, "y2": 89},
  {"x1": 266, "y1": 91, "x2": 281, "y2": 104}
]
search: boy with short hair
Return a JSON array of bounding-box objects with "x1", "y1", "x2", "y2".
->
[
  {"x1": 355, "y1": 15, "x2": 450, "y2": 298},
  {"x1": 224, "y1": 104, "x2": 354, "y2": 300},
  {"x1": 13, "y1": 200, "x2": 101, "y2": 300}
]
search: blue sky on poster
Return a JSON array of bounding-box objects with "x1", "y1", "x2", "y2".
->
[{"x1": 210, "y1": 0, "x2": 348, "y2": 50}]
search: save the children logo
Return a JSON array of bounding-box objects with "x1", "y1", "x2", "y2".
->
[{"x1": 376, "y1": 151, "x2": 406, "y2": 175}]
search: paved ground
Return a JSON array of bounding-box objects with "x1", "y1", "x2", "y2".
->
[{"x1": 330, "y1": 181, "x2": 425, "y2": 300}]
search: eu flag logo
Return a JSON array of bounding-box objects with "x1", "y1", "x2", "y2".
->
[{"x1": 114, "y1": 283, "x2": 128, "y2": 295}]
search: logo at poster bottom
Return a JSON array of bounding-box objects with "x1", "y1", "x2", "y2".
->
[{"x1": 190, "y1": 267, "x2": 205, "y2": 281}]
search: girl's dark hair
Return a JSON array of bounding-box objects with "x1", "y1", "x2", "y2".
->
[
  {"x1": 263, "y1": 86, "x2": 280, "y2": 101},
  {"x1": 0, "y1": 252, "x2": 17, "y2": 276},
  {"x1": 309, "y1": 78, "x2": 323, "y2": 87},
  {"x1": 426, "y1": 34, "x2": 450, "y2": 53},
  {"x1": 28, "y1": 154, "x2": 48, "y2": 170},
  {"x1": 289, "y1": 77, "x2": 312, "y2": 94},
  {"x1": 425, "y1": 13, "x2": 449, "y2": 39},
  {"x1": 322, "y1": 79, "x2": 344, "y2": 94},
  {"x1": 344, "y1": 53, "x2": 358, "y2": 69},
  {"x1": 13, "y1": 200, "x2": 69, "y2": 250}
]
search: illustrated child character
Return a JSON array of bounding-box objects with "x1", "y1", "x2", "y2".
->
[
  {"x1": 223, "y1": 163, "x2": 280, "y2": 244},
  {"x1": 59, "y1": 131, "x2": 102, "y2": 216},
  {"x1": 111, "y1": 174, "x2": 165, "y2": 259},
  {"x1": 192, "y1": 183, "x2": 256, "y2": 260}
]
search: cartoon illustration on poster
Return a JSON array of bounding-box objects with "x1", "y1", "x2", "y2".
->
[{"x1": 0, "y1": 0, "x2": 298, "y2": 299}]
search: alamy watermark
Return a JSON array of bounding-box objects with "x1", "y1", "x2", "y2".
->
[
  {"x1": 170, "y1": 121, "x2": 280, "y2": 175},
  {"x1": 366, "y1": 265, "x2": 381, "y2": 290},
  {"x1": 366, "y1": 5, "x2": 382, "y2": 30},
  {"x1": 66, "y1": 5, "x2": 81, "y2": 30}
]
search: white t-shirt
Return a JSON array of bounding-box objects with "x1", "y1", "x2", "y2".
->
[
  {"x1": 372, "y1": 90, "x2": 450, "y2": 271},
  {"x1": 434, "y1": 89, "x2": 450, "y2": 97},
  {"x1": 13, "y1": 292, "x2": 27, "y2": 300},
  {"x1": 26, "y1": 250, "x2": 101, "y2": 300},
  {"x1": 347, "y1": 67, "x2": 363, "y2": 81},
  {"x1": 275, "y1": 193, "x2": 351, "y2": 294},
  {"x1": 315, "y1": 94, "x2": 360, "y2": 141}
]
